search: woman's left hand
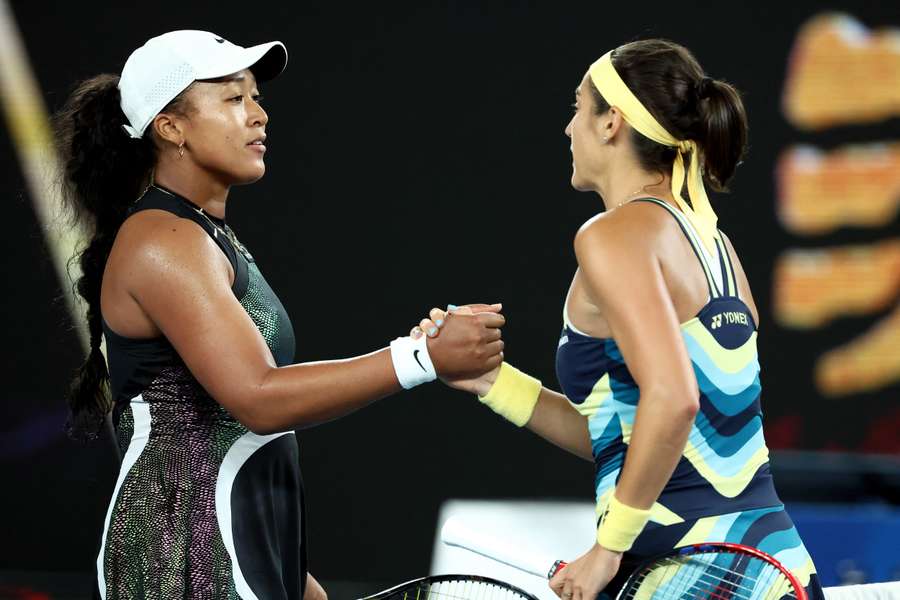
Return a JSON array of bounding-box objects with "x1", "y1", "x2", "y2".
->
[{"x1": 549, "y1": 544, "x2": 622, "y2": 600}]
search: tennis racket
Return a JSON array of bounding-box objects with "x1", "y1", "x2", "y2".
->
[
  {"x1": 441, "y1": 518, "x2": 808, "y2": 600},
  {"x1": 358, "y1": 574, "x2": 540, "y2": 599},
  {"x1": 614, "y1": 543, "x2": 808, "y2": 600}
]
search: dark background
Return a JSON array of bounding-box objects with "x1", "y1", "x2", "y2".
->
[{"x1": 2, "y1": 0, "x2": 898, "y2": 593}]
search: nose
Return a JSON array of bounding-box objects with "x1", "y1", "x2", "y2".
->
[
  {"x1": 249, "y1": 98, "x2": 268, "y2": 128},
  {"x1": 565, "y1": 116, "x2": 573, "y2": 138}
]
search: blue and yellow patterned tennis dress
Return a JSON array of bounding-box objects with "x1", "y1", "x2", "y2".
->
[{"x1": 555, "y1": 198, "x2": 824, "y2": 599}]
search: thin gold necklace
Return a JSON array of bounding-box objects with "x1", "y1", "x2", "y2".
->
[
  {"x1": 613, "y1": 187, "x2": 651, "y2": 210},
  {"x1": 151, "y1": 185, "x2": 252, "y2": 259}
]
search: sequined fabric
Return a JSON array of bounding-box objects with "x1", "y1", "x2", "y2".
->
[
  {"x1": 101, "y1": 241, "x2": 299, "y2": 598},
  {"x1": 105, "y1": 366, "x2": 244, "y2": 599},
  {"x1": 242, "y1": 263, "x2": 294, "y2": 366}
]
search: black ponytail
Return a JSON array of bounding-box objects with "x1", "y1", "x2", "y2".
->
[
  {"x1": 53, "y1": 74, "x2": 156, "y2": 440},
  {"x1": 695, "y1": 77, "x2": 748, "y2": 191}
]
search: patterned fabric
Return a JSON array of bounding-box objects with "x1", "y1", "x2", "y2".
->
[
  {"x1": 98, "y1": 187, "x2": 303, "y2": 600},
  {"x1": 101, "y1": 371, "x2": 246, "y2": 599},
  {"x1": 556, "y1": 198, "x2": 822, "y2": 598}
]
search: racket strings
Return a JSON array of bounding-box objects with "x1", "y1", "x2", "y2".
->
[
  {"x1": 622, "y1": 552, "x2": 800, "y2": 600},
  {"x1": 642, "y1": 556, "x2": 764, "y2": 593}
]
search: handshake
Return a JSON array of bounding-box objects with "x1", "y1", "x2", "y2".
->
[{"x1": 393, "y1": 302, "x2": 506, "y2": 397}]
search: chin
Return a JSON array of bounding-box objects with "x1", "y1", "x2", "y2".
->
[
  {"x1": 570, "y1": 172, "x2": 591, "y2": 192},
  {"x1": 236, "y1": 165, "x2": 266, "y2": 185}
]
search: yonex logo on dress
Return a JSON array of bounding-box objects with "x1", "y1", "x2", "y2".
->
[{"x1": 711, "y1": 311, "x2": 749, "y2": 329}]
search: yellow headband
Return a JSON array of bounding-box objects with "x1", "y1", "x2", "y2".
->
[{"x1": 589, "y1": 51, "x2": 719, "y2": 253}]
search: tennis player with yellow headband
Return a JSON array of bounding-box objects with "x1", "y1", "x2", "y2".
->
[{"x1": 420, "y1": 39, "x2": 824, "y2": 600}]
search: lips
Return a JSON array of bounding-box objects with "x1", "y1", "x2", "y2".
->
[{"x1": 247, "y1": 135, "x2": 267, "y2": 153}]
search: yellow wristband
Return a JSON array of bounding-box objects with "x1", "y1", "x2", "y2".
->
[
  {"x1": 477, "y1": 362, "x2": 541, "y2": 427},
  {"x1": 596, "y1": 493, "x2": 651, "y2": 552}
]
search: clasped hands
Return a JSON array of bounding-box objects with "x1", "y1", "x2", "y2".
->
[{"x1": 407, "y1": 303, "x2": 504, "y2": 396}]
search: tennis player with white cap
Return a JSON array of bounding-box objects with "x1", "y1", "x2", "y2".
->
[{"x1": 53, "y1": 30, "x2": 505, "y2": 599}]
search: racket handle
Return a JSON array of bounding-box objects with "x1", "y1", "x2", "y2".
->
[{"x1": 548, "y1": 560, "x2": 568, "y2": 579}]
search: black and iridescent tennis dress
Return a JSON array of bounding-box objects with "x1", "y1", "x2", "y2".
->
[
  {"x1": 556, "y1": 199, "x2": 824, "y2": 599},
  {"x1": 97, "y1": 186, "x2": 306, "y2": 599}
]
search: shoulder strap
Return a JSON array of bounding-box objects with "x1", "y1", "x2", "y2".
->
[
  {"x1": 715, "y1": 233, "x2": 740, "y2": 300},
  {"x1": 129, "y1": 187, "x2": 249, "y2": 296},
  {"x1": 632, "y1": 198, "x2": 725, "y2": 298}
]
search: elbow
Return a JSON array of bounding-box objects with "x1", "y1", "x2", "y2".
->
[
  {"x1": 229, "y1": 403, "x2": 275, "y2": 435},
  {"x1": 668, "y1": 384, "x2": 699, "y2": 423},
  {"x1": 644, "y1": 383, "x2": 699, "y2": 424},
  {"x1": 237, "y1": 409, "x2": 289, "y2": 436},
  {"x1": 678, "y1": 396, "x2": 700, "y2": 422},
  {"x1": 225, "y1": 382, "x2": 288, "y2": 436}
]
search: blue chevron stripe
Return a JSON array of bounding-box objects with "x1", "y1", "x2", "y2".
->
[
  {"x1": 698, "y1": 395, "x2": 759, "y2": 437},
  {"x1": 725, "y1": 506, "x2": 783, "y2": 542},
  {"x1": 694, "y1": 367, "x2": 761, "y2": 416},
  {"x1": 682, "y1": 335, "x2": 760, "y2": 394},
  {"x1": 691, "y1": 411, "x2": 763, "y2": 460}
]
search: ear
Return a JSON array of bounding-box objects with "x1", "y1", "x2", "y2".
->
[
  {"x1": 150, "y1": 112, "x2": 184, "y2": 148},
  {"x1": 603, "y1": 107, "x2": 626, "y2": 143}
]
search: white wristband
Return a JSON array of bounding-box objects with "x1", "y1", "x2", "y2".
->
[{"x1": 389, "y1": 335, "x2": 437, "y2": 389}]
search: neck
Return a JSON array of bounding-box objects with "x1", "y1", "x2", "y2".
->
[
  {"x1": 593, "y1": 153, "x2": 674, "y2": 211},
  {"x1": 596, "y1": 172, "x2": 674, "y2": 211},
  {"x1": 154, "y1": 158, "x2": 230, "y2": 219}
]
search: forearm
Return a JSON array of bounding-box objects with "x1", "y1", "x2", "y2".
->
[
  {"x1": 613, "y1": 389, "x2": 697, "y2": 509},
  {"x1": 526, "y1": 387, "x2": 593, "y2": 461},
  {"x1": 239, "y1": 348, "x2": 402, "y2": 433}
]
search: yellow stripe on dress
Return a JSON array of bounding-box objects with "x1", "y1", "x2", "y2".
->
[
  {"x1": 681, "y1": 323, "x2": 759, "y2": 374},
  {"x1": 674, "y1": 515, "x2": 721, "y2": 547},
  {"x1": 682, "y1": 442, "x2": 771, "y2": 498},
  {"x1": 575, "y1": 373, "x2": 612, "y2": 417}
]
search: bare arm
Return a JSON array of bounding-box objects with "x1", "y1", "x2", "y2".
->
[
  {"x1": 128, "y1": 218, "x2": 503, "y2": 434},
  {"x1": 418, "y1": 307, "x2": 592, "y2": 461},
  {"x1": 525, "y1": 387, "x2": 593, "y2": 461},
  {"x1": 573, "y1": 207, "x2": 699, "y2": 510}
]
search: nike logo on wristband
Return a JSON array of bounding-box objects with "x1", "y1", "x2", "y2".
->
[{"x1": 413, "y1": 349, "x2": 427, "y2": 372}]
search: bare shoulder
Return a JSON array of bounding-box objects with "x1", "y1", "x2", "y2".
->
[
  {"x1": 111, "y1": 209, "x2": 230, "y2": 284},
  {"x1": 574, "y1": 201, "x2": 672, "y2": 260}
]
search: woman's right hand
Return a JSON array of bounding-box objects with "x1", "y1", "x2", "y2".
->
[
  {"x1": 414, "y1": 305, "x2": 504, "y2": 395},
  {"x1": 421, "y1": 304, "x2": 505, "y2": 381}
]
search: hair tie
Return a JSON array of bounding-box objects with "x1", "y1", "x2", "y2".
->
[{"x1": 697, "y1": 76, "x2": 715, "y2": 99}]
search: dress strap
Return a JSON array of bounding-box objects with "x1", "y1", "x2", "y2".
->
[
  {"x1": 632, "y1": 198, "x2": 724, "y2": 298},
  {"x1": 715, "y1": 234, "x2": 740, "y2": 299},
  {"x1": 129, "y1": 186, "x2": 249, "y2": 297}
]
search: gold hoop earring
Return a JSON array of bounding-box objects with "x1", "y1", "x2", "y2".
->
[{"x1": 178, "y1": 142, "x2": 185, "y2": 158}]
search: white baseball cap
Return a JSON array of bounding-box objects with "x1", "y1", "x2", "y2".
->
[{"x1": 118, "y1": 30, "x2": 288, "y2": 139}]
